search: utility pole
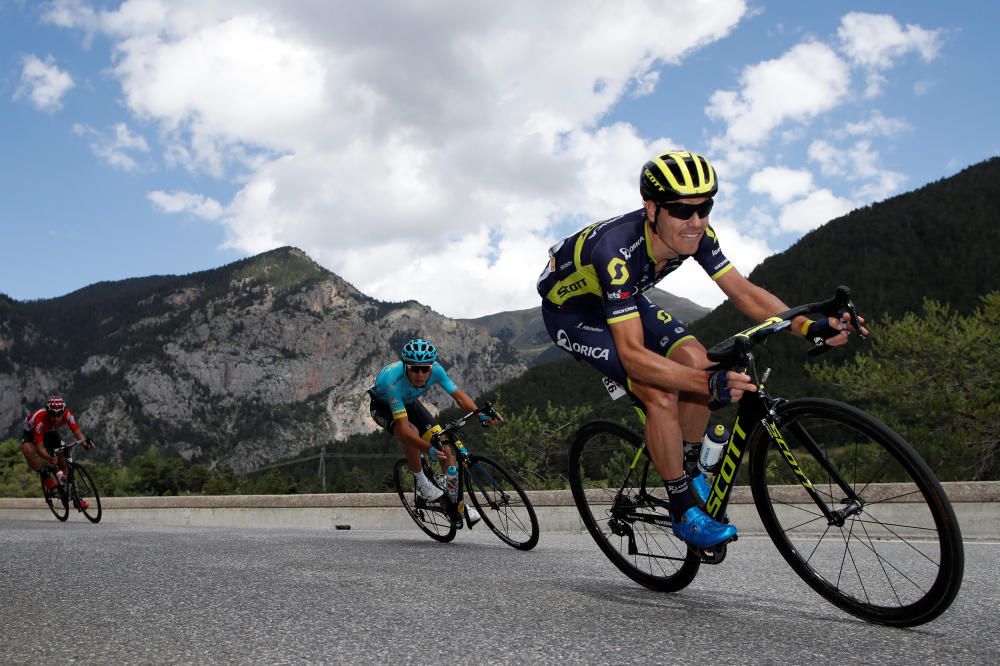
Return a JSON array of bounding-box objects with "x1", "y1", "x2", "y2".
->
[{"x1": 319, "y1": 444, "x2": 326, "y2": 492}]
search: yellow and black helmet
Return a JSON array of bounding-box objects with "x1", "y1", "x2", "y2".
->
[{"x1": 640, "y1": 150, "x2": 718, "y2": 203}]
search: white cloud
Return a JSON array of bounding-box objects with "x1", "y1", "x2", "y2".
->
[
  {"x1": 705, "y1": 41, "x2": 850, "y2": 146},
  {"x1": 50, "y1": 0, "x2": 750, "y2": 316},
  {"x1": 842, "y1": 111, "x2": 910, "y2": 137},
  {"x1": 73, "y1": 122, "x2": 150, "y2": 171},
  {"x1": 747, "y1": 166, "x2": 814, "y2": 205},
  {"x1": 14, "y1": 54, "x2": 74, "y2": 111},
  {"x1": 778, "y1": 190, "x2": 856, "y2": 233},
  {"x1": 837, "y1": 12, "x2": 942, "y2": 69},
  {"x1": 148, "y1": 190, "x2": 224, "y2": 221},
  {"x1": 837, "y1": 13, "x2": 942, "y2": 96},
  {"x1": 808, "y1": 138, "x2": 905, "y2": 201}
]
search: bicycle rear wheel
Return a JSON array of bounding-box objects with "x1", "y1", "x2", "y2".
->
[
  {"x1": 45, "y1": 482, "x2": 69, "y2": 522},
  {"x1": 569, "y1": 420, "x2": 700, "y2": 592},
  {"x1": 393, "y1": 458, "x2": 456, "y2": 543},
  {"x1": 71, "y1": 463, "x2": 102, "y2": 523},
  {"x1": 465, "y1": 454, "x2": 539, "y2": 551},
  {"x1": 749, "y1": 398, "x2": 964, "y2": 627}
]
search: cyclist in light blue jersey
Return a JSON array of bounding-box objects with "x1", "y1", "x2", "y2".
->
[{"x1": 369, "y1": 339, "x2": 499, "y2": 513}]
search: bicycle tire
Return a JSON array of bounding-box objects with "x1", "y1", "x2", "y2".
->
[
  {"x1": 393, "y1": 458, "x2": 456, "y2": 543},
  {"x1": 748, "y1": 398, "x2": 964, "y2": 627},
  {"x1": 465, "y1": 454, "x2": 540, "y2": 551},
  {"x1": 569, "y1": 420, "x2": 700, "y2": 592},
  {"x1": 72, "y1": 463, "x2": 102, "y2": 524},
  {"x1": 45, "y1": 482, "x2": 69, "y2": 522}
]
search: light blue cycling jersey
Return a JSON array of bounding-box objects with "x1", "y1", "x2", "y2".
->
[{"x1": 369, "y1": 361, "x2": 458, "y2": 421}]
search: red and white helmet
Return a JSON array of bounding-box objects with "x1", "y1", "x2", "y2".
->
[{"x1": 45, "y1": 395, "x2": 66, "y2": 416}]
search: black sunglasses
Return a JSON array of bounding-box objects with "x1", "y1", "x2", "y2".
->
[
  {"x1": 661, "y1": 199, "x2": 714, "y2": 220},
  {"x1": 407, "y1": 365, "x2": 432, "y2": 374}
]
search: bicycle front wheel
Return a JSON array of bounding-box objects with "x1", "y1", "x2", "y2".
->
[
  {"x1": 45, "y1": 483, "x2": 69, "y2": 522},
  {"x1": 749, "y1": 398, "x2": 964, "y2": 627},
  {"x1": 393, "y1": 459, "x2": 456, "y2": 543},
  {"x1": 72, "y1": 463, "x2": 102, "y2": 523},
  {"x1": 568, "y1": 420, "x2": 700, "y2": 592},
  {"x1": 465, "y1": 454, "x2": 539, "y2": 551}
]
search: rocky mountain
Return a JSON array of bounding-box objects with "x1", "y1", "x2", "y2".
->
[
  {"x1": 460, "y1": 289, "x2": 710, "y2": 365},
  {"x1": 0, "y1": 248, "x2": 526, "y2": 472}
]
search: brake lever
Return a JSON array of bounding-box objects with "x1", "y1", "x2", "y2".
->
[{"x1": 846, "y1": 300, "x2": 867, "y2": 341}]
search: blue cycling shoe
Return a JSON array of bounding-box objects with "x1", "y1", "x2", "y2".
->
[
  {"x1": 690, "y1": 472, "x2": 730, "y2": 522},
  {"x1": 672, "y1": 506, "x2": 737, "y2": 549},
  {"x1": 690, "y1": 472, "x2": 712, "y2": 504}
]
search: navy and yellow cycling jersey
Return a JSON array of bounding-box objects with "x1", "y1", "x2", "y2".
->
[{"x1": 536, "y1": 208, "x2": 733, "y2": 323}]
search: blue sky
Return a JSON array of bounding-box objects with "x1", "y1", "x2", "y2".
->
[{"x1": 1, "y1": 1, "x2": 997, "y2": 317}]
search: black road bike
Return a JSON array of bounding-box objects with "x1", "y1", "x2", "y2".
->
[
  {"x1": 568, "y1": 287, "x2": 963, "y2": 627},
  {"x1": 43, "y1": 440, "x2": 102, "y2": 524},
  {"x1": 393, "y1": 404, "x2": 540, "y2": 550}
]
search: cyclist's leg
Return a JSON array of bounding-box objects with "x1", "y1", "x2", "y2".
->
[
  {"x1": 408, "y1": 401, "x2": 455, "y2": 473},
  {"x1": 371, "y1": 397, "x2": 432, "y2": 474},
  {"x1": 44, "y1": 432, "x2": 68, "y2": 477},
  {"x1": 20, "y1": 430, "x2": 45, "y2": 472},
  {"x1": 635, "y1": 297, "x2": 710, "y2": 445}
]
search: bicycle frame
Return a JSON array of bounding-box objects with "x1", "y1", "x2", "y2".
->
[{"x1": 424, "y1": 404, "x2": 502, "y2": 527}]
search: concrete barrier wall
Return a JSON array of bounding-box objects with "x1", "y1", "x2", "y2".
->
[{"x1": 2, "y1": 482, "x2": 997, "y2": 539}]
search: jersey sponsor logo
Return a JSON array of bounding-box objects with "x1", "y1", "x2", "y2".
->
[
  {"x1": 605, "y1": 288, "x2": 631, "y2": 301},
  {"x1": 711, "y1": 246, "x2": 721, "y2": 256},
  {"x1": 659, "y1": 335, "x2": 672, "y2": 348},
  {"x1": 575, "y1": 322, "x2": 605, "y2": 333},
  {"x1": 556, "y1": 278, "x2": 587, "y2": 297},
  {"x1": 609, "y1": 306, "x2": 635, "y2": 317},
  {"x1": 656, "y1": 310, "x2": 673, "y2": 324},
  {"x1": 607, "y1": 257, "x2": 629, "y2": 285},
  {"x1": 713, "y1": 260, "x2": 729, "y2": 271},
  {"x1": 559, "y1": 260, "x2": 574, "y2": 270},
  {"x1": 618, "y1": 236, "x2": 644, "y2": 260},
  {"x1": 556, "y1": 329, "x2": 610, "y2": 360},
  {"x1": 588, "y1": 219, "x2": 614, "y2": 239}
]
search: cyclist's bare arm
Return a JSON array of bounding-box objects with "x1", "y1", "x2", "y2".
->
[
  {"x1": 449, "y1": 388, "x2": 478, "y2": 414},
  {"x1": 716, "y1": 270, "x2": 866, "y2": 346},
  {"x1": 34, "y1": 441, "x2": 56, "y2": 465}
]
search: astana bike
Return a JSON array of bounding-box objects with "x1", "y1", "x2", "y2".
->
[
  {"x1": 393, "y1": 403, "x2": 539, "y2": 550},
  {"x1": 568, "y1": 287, "x2": 963, "y2": 627},
  {"x1": 42, "y1": 440, "x2": 103, "y2": 523}
]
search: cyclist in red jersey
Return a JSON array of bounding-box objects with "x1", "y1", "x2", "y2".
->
[{"x1": 21, "y1": 395, "x2": 95, "y2": 493}]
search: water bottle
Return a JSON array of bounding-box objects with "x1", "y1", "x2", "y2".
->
[
  {"x1": 446, "y1": 465, "x2": 458, "y2": 502},
  {"x1": 698, "y1": 424, "x2": 729, "y2": 475}
]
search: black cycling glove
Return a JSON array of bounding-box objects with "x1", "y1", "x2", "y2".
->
[
  {"x1": 707, "y1": 368, "x2": 733, "y2": 411},
  {"x1": 803, "y1": 318, "x2": 844, "y2": 348}
]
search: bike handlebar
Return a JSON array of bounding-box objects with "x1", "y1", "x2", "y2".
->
[
  {"x1": 707, "y1": 285, "x2": 865, "y2": 366},
  {"x1": 429, "y1": 402, "x2": 502, "y2": 448}
]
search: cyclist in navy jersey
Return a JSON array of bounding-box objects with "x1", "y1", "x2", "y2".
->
[
  {"x1": 537, "y1": 150, "x2": 863, "y2": 549},
  {"x1": 369, "y1": 339, "x2": 499, "y2": 521}
]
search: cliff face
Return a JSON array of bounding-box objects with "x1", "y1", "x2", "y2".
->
[{"x1": 0, "y1": 247, "x2": 526, "y2": 472}]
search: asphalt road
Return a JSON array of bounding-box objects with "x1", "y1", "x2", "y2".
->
[{"x1": 2, "y1": 519, "x2": 998, "y2": 665}]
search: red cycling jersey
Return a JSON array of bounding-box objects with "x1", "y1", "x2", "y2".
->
[{"x1": 23, "y1": 408, "x2": 81, "y2": 445}]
